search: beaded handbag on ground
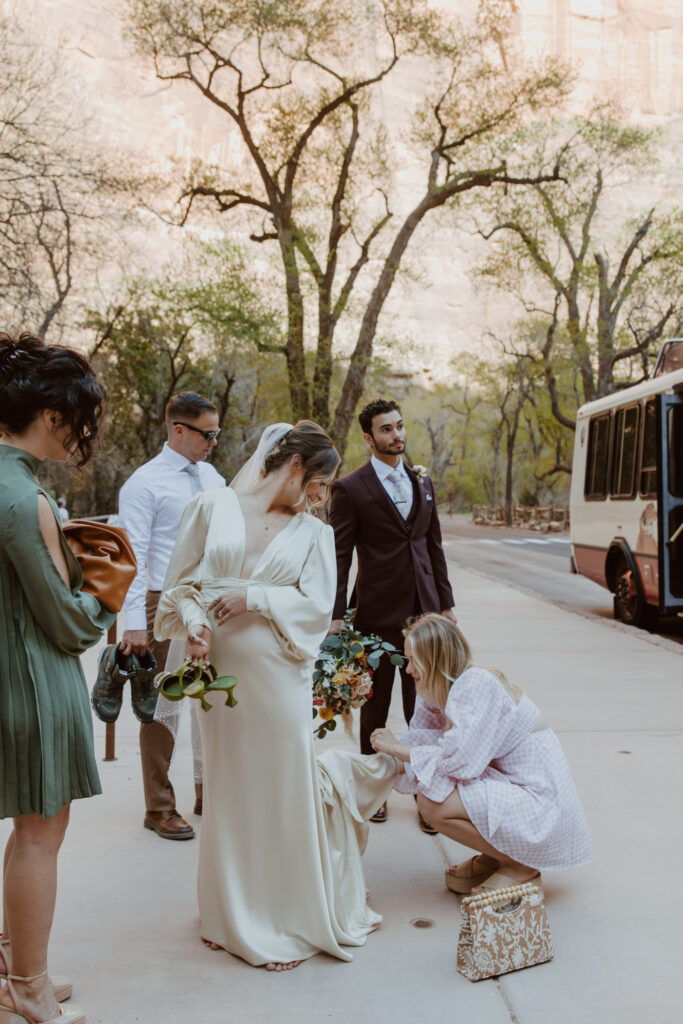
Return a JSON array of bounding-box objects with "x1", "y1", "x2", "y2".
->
[{"x1": 457, "y1": 883, "x2": 553, "y2": 982}]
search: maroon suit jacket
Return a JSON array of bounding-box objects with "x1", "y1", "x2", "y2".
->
[{"x1": 329, "y1": 461, "x2": 454, "y2": 636}]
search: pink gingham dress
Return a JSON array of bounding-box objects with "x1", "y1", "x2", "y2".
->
[{"x1": 395, "y1": 667, "x2": 592, "y2": 870}]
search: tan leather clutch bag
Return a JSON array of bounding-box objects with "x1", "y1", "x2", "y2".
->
[{"x1": 63, "y1": 519, "x2": 137, "y2": 614}]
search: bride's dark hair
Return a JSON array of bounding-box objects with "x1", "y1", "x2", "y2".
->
[
  {"x1": 264, "y1": 420, "x2": 340, "y2": 490},
  {"x1": 0, "y1": 332, "x2": 105, "y2": 467}
]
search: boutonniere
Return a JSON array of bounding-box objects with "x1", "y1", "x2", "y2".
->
[{"x1": 412, "y1": 464, "x2": 429, "y2": 486}]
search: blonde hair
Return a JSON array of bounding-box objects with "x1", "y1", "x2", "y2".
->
[
  {"x1": 403, "y1": 614, "x2": 523, "y2": 711},
  {"x1": 403, "y1": 614, "x2": 472, "y2": 712}
]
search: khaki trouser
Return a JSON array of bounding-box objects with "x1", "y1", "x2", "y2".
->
[{"x1": 139, "y1": 591, "x2": 202, "y2": 813}]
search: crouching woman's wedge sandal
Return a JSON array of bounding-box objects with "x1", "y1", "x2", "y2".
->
[
  {"x1": 0, "y1": 940, "x2": 72, "y2": 1003},
  {"x1": 0, "y1": 971, "x2": 85, "y2": 1024}
]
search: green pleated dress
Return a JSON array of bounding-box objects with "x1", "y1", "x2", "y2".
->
[{"x1": 0, "y1": 444, "x2": 116, "y2": 819}]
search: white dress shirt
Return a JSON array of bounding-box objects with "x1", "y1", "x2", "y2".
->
[
  {"x1": 119, "y1": 443, "x2": 225, "y2": 630},
  {"x1": 371, "y1": 455, "x2": 413, "y2": 518}
]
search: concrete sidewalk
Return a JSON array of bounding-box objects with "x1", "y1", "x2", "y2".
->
[{"x1": 2, "y1": 561, "x2": 681, "y2": 1024}]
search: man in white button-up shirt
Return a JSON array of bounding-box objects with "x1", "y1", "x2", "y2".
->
[{"x1": 118, "y1": 392, "x2": 226, "y2": 840}]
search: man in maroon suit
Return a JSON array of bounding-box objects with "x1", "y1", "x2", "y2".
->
[{"x1": 329, "y1": 399, "x2": 456, "y2": 824}]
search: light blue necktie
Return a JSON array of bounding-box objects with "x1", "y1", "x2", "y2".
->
[
  {"x1": 387, "y1": 467, "x2": 411, "y2": 519},
  {"x1": 184, "y1": 462, "x2": 202, "y2": 495}
]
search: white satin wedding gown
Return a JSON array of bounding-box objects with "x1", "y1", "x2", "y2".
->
[{"x1": 155, "y1": 487, "x2": 397, "y2": 966}]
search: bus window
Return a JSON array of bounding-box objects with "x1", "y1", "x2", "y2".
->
[
  {"x1": 668, "y1": 404, "x2": 683, "y2": 499},
  {"x1": 654, "y1": 339, "x2": 683, "y2": 377},
  {"x1": 666, "y1": 402, "x2": 683, "y2": 598},
  {"x1": 640, "y1": 399, "x2": 657, "y2": 498},
  {"x1": 611, "y1": 405, "x2": 640, "y2": 499},
  {"x1": 584, "y1": 414, "x2": 610, "y2": 499}
]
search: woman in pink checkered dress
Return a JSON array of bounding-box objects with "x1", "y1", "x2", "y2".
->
[{"x1": 370, "y1": 614, "x2": 592, "y2": 893}]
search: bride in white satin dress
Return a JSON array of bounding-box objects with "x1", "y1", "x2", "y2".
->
[{"x1": 155, "y1": 422, "x2": 398, "y2": 970}]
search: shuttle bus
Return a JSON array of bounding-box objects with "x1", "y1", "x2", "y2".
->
[{"x1": 570, "y1": 340, "x2": 683, "y2": 627}]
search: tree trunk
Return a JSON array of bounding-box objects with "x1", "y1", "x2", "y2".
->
[
  {"x1": 312, "y1": 313, "x2": 334, "y2": 430},
  {"x1": 504, "y1": 424, "x2": 516, "y2": 527},
  {"x1": 566, "y1": 293, "x2": 596, "y2": 404},
  {"x1": 279, "y1": 231, "x2": 310, "y2": 420}
]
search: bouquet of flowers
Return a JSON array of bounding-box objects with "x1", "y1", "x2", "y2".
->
[
  {"x1": 155, "y1": 659, "x2": 238, "y2": 712},
  {"x1": 312, "y1": 610, "x2": 405, "y2": 739}
]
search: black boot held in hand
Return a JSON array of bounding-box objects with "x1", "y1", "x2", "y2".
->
[
  {"x1": 91, "y1": 643, "x2": 135, "y2": 723},
  {"x1": 130, "y1": 649, "x2": 158, "y2": 723}
]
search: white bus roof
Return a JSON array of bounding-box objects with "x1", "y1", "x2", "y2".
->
[{"x1": 576, "y1": 367, "x2": 683, "y2": 419}]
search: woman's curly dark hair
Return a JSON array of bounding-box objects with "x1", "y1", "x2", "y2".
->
[{"x1": 0, "y1": 333, "x2": 105, "y2": 467}]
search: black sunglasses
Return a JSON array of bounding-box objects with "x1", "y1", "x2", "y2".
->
[{"x1": 173, "y1": 421, "x2": 221, "y2": 442}]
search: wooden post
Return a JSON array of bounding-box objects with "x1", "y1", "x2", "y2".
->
[{"x1": 103, "y1": 621, "x2": 117, "y2": 761}]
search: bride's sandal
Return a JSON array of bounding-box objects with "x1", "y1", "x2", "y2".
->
[
  {"x1": 0, "y1": 941, "x2": 72, "y2": 1003},
  {"x1": 0, "y1": 970, "x2": 85, "y2": 1023}
]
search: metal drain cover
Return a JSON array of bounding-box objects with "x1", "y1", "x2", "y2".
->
[{"x1": 411, "y1": 918, "x2": 435, "y2": 928}]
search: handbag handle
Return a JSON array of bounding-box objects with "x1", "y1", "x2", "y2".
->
[{"x1": 462, "y1": 882, "x2": 540, "y2": 912}]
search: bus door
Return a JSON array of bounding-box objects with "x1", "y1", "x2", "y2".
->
[{"x1": 657, "y1": 389, "x2": 683, "y2": 613}]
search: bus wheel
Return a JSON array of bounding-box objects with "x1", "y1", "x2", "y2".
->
[{"x1": 613, "y1": 565, "x2": 652, "y2": 628}]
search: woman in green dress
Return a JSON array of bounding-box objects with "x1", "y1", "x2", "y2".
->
[{"x1": 0, "y1": 334, "x2": 114, "y2": 1024}]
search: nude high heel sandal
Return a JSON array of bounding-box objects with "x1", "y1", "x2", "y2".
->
[
  {"x1": 0, "y1": 941, "x2": 72, "y2": 1003},
  {"x1": 0, "y1": 970, "x2": 85, "y2": 1024}
]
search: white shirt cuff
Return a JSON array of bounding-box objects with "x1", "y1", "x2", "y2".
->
[{"x1": 124, "y1": 609, "x2": 148, "y2": 631}]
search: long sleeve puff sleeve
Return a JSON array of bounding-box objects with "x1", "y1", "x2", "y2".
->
[
  {"x1": 4, "y1": 493, "x2": 115, "y2": 656},
  {"x1": 155, "y1": 493, "x2": 211, "y2": 640},
  {"x1": 246, "y1": 521, "x2": 336, "y2": 661},
  {"x1": 394, "y1": 695, "x2": 448, "y2": 794},
  {"x1": 405, "y1": 668, "x2": 520, "y2": 802}
]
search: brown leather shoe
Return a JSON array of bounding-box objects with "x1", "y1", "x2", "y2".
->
[
  {"x1": 369, "y1": 801, "x2": 388, "y2": 823},
  {"x1": 144, "y1": 810, "x2": 195, "y2": 840}
]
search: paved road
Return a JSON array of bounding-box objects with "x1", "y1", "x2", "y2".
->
[{"x1": 439, "y1": 516, "x2": 683, "y2": 649}]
